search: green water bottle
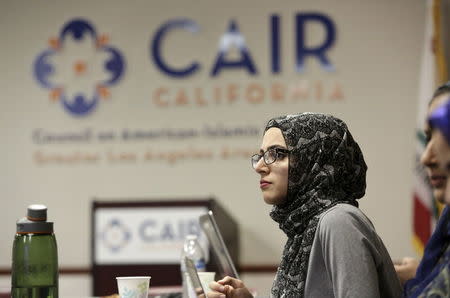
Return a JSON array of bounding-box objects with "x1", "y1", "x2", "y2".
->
[{"x1": 11, "y1": 204, "x2": 58, "y2": 298}]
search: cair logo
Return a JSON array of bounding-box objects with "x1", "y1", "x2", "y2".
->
[
  {"x1": 100, "y1": 218, "x2": 131, "y2": 253},
  {"x1": 33, "y1": 19, "x2": 125, "y2": 117}
]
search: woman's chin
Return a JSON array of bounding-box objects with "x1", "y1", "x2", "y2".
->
[
  {"x1": 433, "y1": 188, "x2": 446, "y2": 204},
  {"x1": 263, "y1": 195, "x2": 286, "y2": 206}
]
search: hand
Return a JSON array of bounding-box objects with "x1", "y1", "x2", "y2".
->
[
  {"x1": 207, "y1": 276, "x2": 253, "y2": 298},
  {"x1": 195, "y1": 286, "x2": 207, "y2": 298},
  {"x1": 394, "y1": 257, "x2": 419, "y2": 285}
]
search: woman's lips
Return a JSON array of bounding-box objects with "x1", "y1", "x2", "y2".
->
[
  {"x1": 260, "y1": 180, "x2": 271, "y2": 189},
  {"x1": 430, "y1": 175, "x2": 447, "y2": 187}
]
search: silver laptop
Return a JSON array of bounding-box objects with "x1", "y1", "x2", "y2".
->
[
  {"x1": 183, "y1": 256, "x2": 208, "y2": 298},
  {"x1": 199, "y1": 210, "x2": 239, "y2": 279}
]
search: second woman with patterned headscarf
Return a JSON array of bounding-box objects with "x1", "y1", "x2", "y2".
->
[{"x1": 208, "y1": 113, "x2": 402, "y2": 298}]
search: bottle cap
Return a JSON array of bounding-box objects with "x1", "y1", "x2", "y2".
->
[
  {"x1": 16, "y1": 204, "x2": 53, "y2": 234},
  {"x1": 27, "y1": 204, "x2": 47, "y2": 221},
  {"x1": 186, "y1": 234, "x2": 198, "y2": 240}
]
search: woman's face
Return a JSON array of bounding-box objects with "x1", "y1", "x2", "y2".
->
[
  {"x1": 428, "y1": 96, "x2": 450, "y2": 205},
  {"x1": 254, "y1": 127, "x2": 289, "y2": 205},
  {"x1": 420, "y1": 93, "x2": 450, "y2": 203}
]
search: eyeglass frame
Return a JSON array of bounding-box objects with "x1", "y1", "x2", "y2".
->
[{"x1": 251, "y1": 147, "x2": 290, "y2": 169}]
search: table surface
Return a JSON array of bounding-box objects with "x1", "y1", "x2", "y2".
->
[{"x1": 0, "y1": 285, "x2": 183, "y2": 298}]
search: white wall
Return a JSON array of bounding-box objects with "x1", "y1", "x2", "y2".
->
[{"x1": 1, "y1": 0, "x2": 424, "y2": 275}]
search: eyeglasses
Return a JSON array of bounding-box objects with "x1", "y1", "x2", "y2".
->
[{"x1": 251, "y1": 147, "x2": 290, "y2": 169}]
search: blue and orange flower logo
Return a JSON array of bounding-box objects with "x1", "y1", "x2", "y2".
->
[
  {"x1": 100, "y1": 219, "x2": 131, "y2": 253},
  {"x1": 34, "y1": 19, "x2": 125, "y2": 116}
]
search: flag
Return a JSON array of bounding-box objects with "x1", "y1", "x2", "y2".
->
[{"x1": 412, "y1": 0, "x2": 448, "y2": 255}]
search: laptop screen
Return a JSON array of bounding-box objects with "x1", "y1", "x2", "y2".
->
[
  {"x1": 183, "y1": 256, "x2": 208, "y2": 298},
  {"x1": 199, "y1": 210, "x2": 239, "y2": 279}
]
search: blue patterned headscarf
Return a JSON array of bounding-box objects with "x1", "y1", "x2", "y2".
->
[
  {"x1": 265, "y1": 113, "x2": 367, "y2": 297},
  {"x1": 404, "y1": 207, "x2": 450, "y2": 297},
  {"x1": 429, "y1": 98, "x2": 450, "y2": 144}
]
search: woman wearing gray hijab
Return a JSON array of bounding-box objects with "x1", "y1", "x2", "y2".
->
[{"x1": 208, "y1": 113, "x2": 402, "y2": 298}]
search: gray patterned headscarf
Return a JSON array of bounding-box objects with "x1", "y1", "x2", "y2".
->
[{"x1": 266, "y1": 113, "x2": 367, "y2": 297}]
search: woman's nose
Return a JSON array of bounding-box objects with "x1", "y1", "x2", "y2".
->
[
  {"x1": 254, "y1": 158, "x2": 268, "y2": 174},
  {"x1": 421, "y1": 140, "x2": 437, "y2": 168}
]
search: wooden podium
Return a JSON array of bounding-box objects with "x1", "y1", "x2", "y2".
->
[{"x1": 91, "y1": 198, "x2": 239, "y2": 296}]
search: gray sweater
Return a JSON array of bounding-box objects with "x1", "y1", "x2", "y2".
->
[{"x1": 301, "y1": 204, "x2": 402, "y2": 298}]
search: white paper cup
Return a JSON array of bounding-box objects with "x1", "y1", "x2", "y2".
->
[
  {"x1": 197, "y1": 272, "x2": 216, "y2": 292},
  {"x1": 116, "y1": 276, "x2": 151, "y2": 298}
]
